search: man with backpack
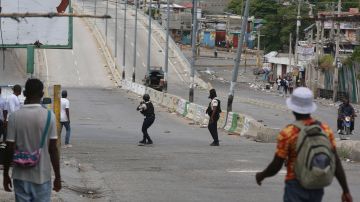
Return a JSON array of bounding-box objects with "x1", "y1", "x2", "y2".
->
[
  {"x1": 206, "y1": 89, "x2": 221, "y2": 146},
  {"x1": 255, "y1": 87, "x2": 352, "y2": 202}
]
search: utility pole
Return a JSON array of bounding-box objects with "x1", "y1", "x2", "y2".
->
[
  {"x1": 115, "y1": 0, "x2": 119, "y2": 69},
  {"x1": 132, "y1": 0, "x2": 138, "y2": 82},
  {"x1": 289, "y1": 33, "x2": 292, "y2": 73},
  {"x1": 294, "y1": 0, "x2": 302, "y2": 74},
  {"x1": 257, "y1": 29, "x2": 261, "y2": 69},
  {"x1": 146, "y1": 0, "x2": 152, "y2": 78},
  {"x1": 314, "y1": 21, "x2": 321, "y2": 98},
  {"x1": 189, "y1": 0, "x2": 197, "y2": 102},
  {"x1": 164, "y1": 0, "x2": 171, "y2": 92},
  {"x1": 105, "y1": 0, "x2": 109, "y2": 44},
  {"x1": 333, "y1": 0, "x2": 341, "y2": 101},
  {"x1": 227, "y1": 0, "x2": 250, "y2": 112}
]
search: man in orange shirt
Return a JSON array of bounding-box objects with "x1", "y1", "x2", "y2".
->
[{"x1": 255, "y1": 87, "x2": 352, "y2": 202}]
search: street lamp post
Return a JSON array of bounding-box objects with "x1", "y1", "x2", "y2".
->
[
  {"x1": 146, "y1": 0, "x2": 153, "y2": 78},
  {"x1": 115, "y1": 0, "x2": 119, "y2": 69},
  {"x1": 133, "y1": 0, "x2": 138, "y2": 82},
  {"x1": 227, "y1": 0, "x2": 250, "y2": 112},
  {"x1": 122, "y1": 0, "x2": 128, "y2": 80},
  {"x1": 164, "y1": 0, "x2": 171, "y2": 92},
  {"x1": 189, "y1": 0, "x2": 197, "y2": 103}
]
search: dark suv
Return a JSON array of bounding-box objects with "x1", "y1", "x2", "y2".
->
[{"x1": 143, "y1": 67, "x2": 165, "y2": 91}]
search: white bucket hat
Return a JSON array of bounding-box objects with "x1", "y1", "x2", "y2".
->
[{"x1": 286, "y1": 87, "x2": 317, "y2": 114}]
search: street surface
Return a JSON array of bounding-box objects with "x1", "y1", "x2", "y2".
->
[{"x1": 0, "y1": 2, "x2": 359, "y2": 201}]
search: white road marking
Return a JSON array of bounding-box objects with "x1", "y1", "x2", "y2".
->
[
  {"x1": 74, "y1": 60, "x2": 78, "y2": 66},
  {"x1": 142, "y1": 62, "x2": 146, "y2": 67},
  {"x1": 235, "y1": 160, "x2": 250, "y2": 163},
  {"x1": 227, "y1": 170, "x2": 286, "y2": 174},
  {"x1": 131, "y1": 42, "x2": 134, "y2": 47},
  {"x1": 137, "y1": 52, "x2": 140, "y2": 57},
  {"x1": 71, "y1": 50, "x2": 75, "y2": 55}
]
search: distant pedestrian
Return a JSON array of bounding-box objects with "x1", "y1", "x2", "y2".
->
[
  {"x1": 0, "y1": 87, "x2": 8, "y2": 143},
  {"x1": 7, "y1": 84, "x2": 22, "y2": 115},
  {"x1": 283, "y1": 78, "x2": 289, "y2": 96},
  {"x1": 288, "y1": 78, "x2": 294, "y2": 94},
  {"x1": 277, "y1": 76, "x2": 282, "y2": 91},
  {"x1": 137, "y1": 94, "x2": 155, "y2": 145},
  {"x1": 3, "y1": 78, "x2": 61, "y2": 201},
  {"x1": 60, "y1": 90, "x2": 72, "y2": 148},
  {"x1": 206, "y1": 89, "x2": 221, "y2": 146},
  {"x1": 255, "y1": 87, "x2": 352, "y2": 202}
]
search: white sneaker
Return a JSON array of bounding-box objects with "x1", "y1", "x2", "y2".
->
[
  {"x1": 337, "y1": 130, "x2": 341, "y2": 134},
  {"x1": 65, "y1": 144, "x2": 72, "y2": 148}
]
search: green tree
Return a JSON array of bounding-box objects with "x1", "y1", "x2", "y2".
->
[{"x1": 228, "y1": 0, "x2": 312, "y2": 52}]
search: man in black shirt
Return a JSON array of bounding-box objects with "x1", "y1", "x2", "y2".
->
[
  {"x1": 137, "y1": 94, "x2": 155, "y2": 145},
  {"x1": 206, "y1": 89, "x2": 221, "y2": 146},
  {"x1": 337, "y1": 98, "x2": 356, "y2": 134}
]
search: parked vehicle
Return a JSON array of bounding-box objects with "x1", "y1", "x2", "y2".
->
[{"x1": 143, "y1": 67, "x2": 165, "y2": 92}]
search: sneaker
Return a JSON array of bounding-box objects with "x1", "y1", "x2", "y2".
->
[
  {"x1": 337, "y1": 129, "x2": 341, "y2": 134},
  {"x1": 146, "y1": 140, "x2": 153, "y2": 145},
  {"x1": 65, "y1": 144, "x2": 72, "y2": 148},
  {"x1": 138, "y1": 140, "x2": 146, "y2": 145},
  {"x1": 210, "y1": 142, "x2": 219, "y2": 146}
]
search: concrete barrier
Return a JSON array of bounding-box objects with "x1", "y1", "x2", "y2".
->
[
  {"x1": 336, "y1": 140, "x2": 360, "y2": 162},
  {"x1": 161, "y1": 93, "x2": 179, "y2": 112},
  {"x1": 224, "y1": 112, "x2": 239, "y2": 133},
  {"x1": 145, "y1": 88, "x2": 163, "y2": 104},
  {"x1": 194, "y1": 105, "x2": 209, "y2": 125},
  {"x1": 218, "y1": 111, "x2": 227, "y2": 129},
  {"x1": 177, "y1": 99, "x2": 189, "y2": 117},
  {"x1": 185, "y1": 103, "x2": 197, "y2": 120}
]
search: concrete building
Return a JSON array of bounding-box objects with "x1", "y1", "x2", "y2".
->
[{"x1": 174, "y1": 0, "x2": 231, "y2": 14}]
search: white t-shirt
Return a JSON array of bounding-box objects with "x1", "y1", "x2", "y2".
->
[
  {"x1": 61, "y1": 98, "x2": 70, "y2": 122},
  {"x1": 7, "y1": 104, "x2": 57, "y2": 184},
  {"x1": 0, "y1": 97, "x2": 6, "y2": 121},
  {"x1": 211, "y1": 97, "x2": 219, "y2": 108},
  {"x1": 7, "y1": 94, "x2": 21, "y2": 115}
]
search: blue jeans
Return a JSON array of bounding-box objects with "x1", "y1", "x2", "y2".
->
[
  {"x1": 60, "y1": 121, "x2": 71, "y2": 145},
  {"x1": 13, "y1": 179, "x2": 52, "y2": 202},
  {"x1": 284, "y1": 180, "x2": 324, "y2": 202}
]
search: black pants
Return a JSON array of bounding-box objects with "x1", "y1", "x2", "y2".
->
[
  {"x1": 337, "y1": 118, "x2": 354, "y2": 132},
  {"x1": 0, "y1": 120, "x2": 6, "y2": 142},
  {"x1": 142, "y1": 115, "x2": 155, "y2": 142},
  {"x1": 208, "y1": 119, "x2": 219, "y2": 143}
]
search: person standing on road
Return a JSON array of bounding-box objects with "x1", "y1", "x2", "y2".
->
[
  {"x1": 6, "y1": 84, "x2": 22, "y2": 115},
  {"x1": 137, "y1": 94, "x2": 155, "y2": 145},
  {"x1": 255, "y1": 87, "x2": 352, "y2": 202},
  {"x1": 337, "y1": 97, "x2": 355, "y2": 135},
  {"x1": 206, "y1": 89, "x2": 221, "y2": 146},
  {"x1": 60, "y1": 90, "x2": 72, "y2": 148},
  {"x1": 0, "y1": 87, "x2": 8, "y2": 143},
  {"x1": 3, "y1": 78, "x2": 61, "y2": 201}
]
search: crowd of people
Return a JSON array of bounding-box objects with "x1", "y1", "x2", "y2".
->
[{"x1": 276, "y1": 76, "x2": 295, "y2": 96}]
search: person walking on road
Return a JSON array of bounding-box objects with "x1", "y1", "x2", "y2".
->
[
  {"x1": 255, "y1": 87, "x2": 352, "y2": 202},
  {"x1": 206, "y1": 89, "x2": 221, "y2": 146},
  {"x1": 0, "y1": 87, "x2": 8, "y2": 143},
  {"x1": 3, "y1": 78, "x2": 61, "y2": 201},
  {"x1": 60, "y1": 90, "x2": 72, "y2": 148},
  {"x1": 137, "y1": 94, "x2": 155, "y2": 145}
]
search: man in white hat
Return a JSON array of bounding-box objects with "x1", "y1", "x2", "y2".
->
[{"x1": 255, "y1": 87, "x2": 352, "y2": 202}]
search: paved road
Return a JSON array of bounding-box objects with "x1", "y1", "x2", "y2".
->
[{"x1": 60, "y1": 87, "x2": 360, "y2": 202}]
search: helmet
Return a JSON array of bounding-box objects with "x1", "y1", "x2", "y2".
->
[{"x1": 143, "y1": 94, "x2": 150, "y2": 101}]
